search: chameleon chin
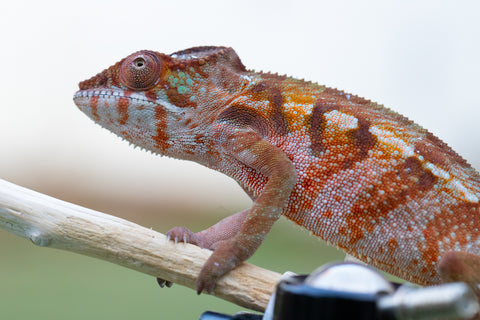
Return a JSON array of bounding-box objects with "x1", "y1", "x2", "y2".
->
[{"x1": 74, "y1": 46, "x2": 480, "y2": 296}]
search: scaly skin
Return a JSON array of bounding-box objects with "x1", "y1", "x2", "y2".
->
[{"x1": 73, "y1": 46, "x2": 480, "y2": 297}]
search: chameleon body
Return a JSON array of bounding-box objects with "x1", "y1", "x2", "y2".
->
[{"x1": 74, "y1": 46, "x2": 480, "y2": 294}]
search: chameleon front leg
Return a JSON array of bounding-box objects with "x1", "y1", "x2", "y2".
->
[
  {"x1": 157, "y1": 209, "x2": 250, "y2": 288},
  {"x1": 167, "y1": 125, "x2": 297, "y2": 294}
]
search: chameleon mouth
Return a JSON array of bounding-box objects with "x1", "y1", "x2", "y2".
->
[
  {"x1": 73, "y1": 89, "x2": 158, "y2": 110},
  {"x1": 73, "y1": 89, "x2": 124, "y2": 111},
  {"x1": 74, "y1": 89, "x2": 124, "y2": 99},
  {"x1": 72, "y1": 88, "x2": 162, "y2": 134}
]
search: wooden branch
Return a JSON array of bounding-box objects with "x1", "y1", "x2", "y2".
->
[{"x1": 0, "y1": 178, "x2": 280, "y2": 312}]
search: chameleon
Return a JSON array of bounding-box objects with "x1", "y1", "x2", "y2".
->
[{"x1": 73, "y1": 46, "x2": 480, "y2": 297}]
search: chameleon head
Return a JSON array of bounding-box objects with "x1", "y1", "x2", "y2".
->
[
  {"x1": 73, "y1": 47, "x2": 247, "y2": 158},
  {"x1": 73, "y1": 50, "x2": 176, "y2": 154}
]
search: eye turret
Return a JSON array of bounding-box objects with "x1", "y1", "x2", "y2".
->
[{"x1": 119, "y1": 51, "x2": 161, "y2": 90}]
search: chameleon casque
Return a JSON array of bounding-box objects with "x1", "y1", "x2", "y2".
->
[{"x1": 73, "y1": 46, "x2": 480, "y2": 296}]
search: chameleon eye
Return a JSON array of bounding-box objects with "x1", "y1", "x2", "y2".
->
[{"x1": 119, "y1": 51, "x2": 161, "y2": 90}]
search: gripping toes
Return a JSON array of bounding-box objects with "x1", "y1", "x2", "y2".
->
[
  {"x1": 166, "y1": 226, "x2": 199, "y2": 245},
  {"x1": 156, "y1": 226, "x2": 200, "y2": 289}
]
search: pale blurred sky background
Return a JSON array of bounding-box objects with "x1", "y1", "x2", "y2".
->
[
  {"x1": 1, "y1": 0, "x2": 479, "y2": 216},
  {"x1": 1, "y1": 0, "x2": 480, "y2": 318}
]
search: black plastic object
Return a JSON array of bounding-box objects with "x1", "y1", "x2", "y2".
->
[
  {"x1": 273, "y1": 274, "x2": 377, "y2": 320},
  {"x1": 199, "y1": 311, "x2": 263, "y2": 320},
  {"x1": 199, "y1": 263, "x2": 479, "y2": 320}
]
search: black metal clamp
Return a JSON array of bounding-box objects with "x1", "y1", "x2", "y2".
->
[{"x1": 200, "y1": 263, "x2": 479, "y2": 320}]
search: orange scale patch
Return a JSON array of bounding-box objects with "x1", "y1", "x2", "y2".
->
[
  {"x1": 290, "y1": 166, "x2": 323, "y2": 212},
  {"x1": 433, "y1": 202, "x2": 480, "y2": 248},
  {"x1": 283, "y1": 111, "x2": 311, "y2": 133},
  {"x1": 283, "y1": 90, "x2": 318, "y2": 106},
  {"x1": 420, "y1": 226, "x2": 440, "y2": 268},
  {"x1": 342, "y1": 217, "x2": 365, "y2": 245},
  {"x1": 354, "y1": 173, "x2": 403, "y2": 213},
  {"x1": 387, "y1": 238, "x2": 399, "y2": 251}
]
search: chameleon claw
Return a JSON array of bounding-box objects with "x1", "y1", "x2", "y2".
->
[
  {"x1": 156, "y1": 277, "x2": 173, "y2": 288},
  {"x1": 195, "y1": 272, "x2": 217, "y2": 295}
]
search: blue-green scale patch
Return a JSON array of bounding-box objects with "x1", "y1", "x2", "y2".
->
[
  {"x1": 168, "y1": 70, "x2": 200, "y2": 94},
  {"x1": 177, "y1": 86, "x2": 187, "y2": 94}
]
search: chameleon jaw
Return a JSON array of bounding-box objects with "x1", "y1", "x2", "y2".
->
[
  {"x1": 73, "y1": 89, "x2": 159, "y2": 121},
  {"x1": 74, "y1": 88, "x2": 178, "y2": 156}
]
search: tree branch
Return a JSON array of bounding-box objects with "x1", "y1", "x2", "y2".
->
[{"x1": 0, "y1": 178, "x2": 280, "y2": 312}]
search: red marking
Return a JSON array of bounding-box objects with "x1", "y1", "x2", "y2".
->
[
  {"x1": 184, "y1": 149, "x2": 195, "y2": 155},
  {"x1": 348, "y1": 117, "x2": 376, "y2": 160},
  {"x1": 421, "y1": 267, "x2": 429, "y2": 275},
  {"x1": 419, "y1": 201, "x2": 480, "y2": 274},
  {"x1": 206, "y1": 149, "x2": 221, "y2": 158},
  {"x1": 194, "y1": 133, "x2": 204, "y2": 144},
  {"x1": 323, "y1": 210, "x2": 333, "y2": 219},
  {"x1": 120, "y1": 130, "x2": 133, "y2": 141},
  {"x1": 166, "y1": 88, "x2": 197, "y2": 109},
  {"x1": 153, "y1": 106, "x2": 170, "y2": 151},
  {"x1": 248, "y1": 82, "x2": 288, "y2": 135},
  {"x1": 421, "y1": 227, "x2": 439, "y2": 267},
  {"x1": 89, "y1": 96, "x2": 99, "y2": 120},
  {"x1": 387, "y1": 238, "x2": 398, "y2": 251},
  {"x1": 417, "y1": 204, "x2": 480, "y2": 281},
  {"x1": 118, "y1": 97, "x2": 130, "y2": 125},
  {"x1": 78, "y1": 73, "x2": 108, "y2": 90},
  {"x1": 308, "y1": 101, "x2": 337, "y2": 156},
  {"x1": 217, "y1": 105, "x2": 269, "y2": 137},
  {"x1": 289, "y1": 162, "x2": 322, "y2": 213}
]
